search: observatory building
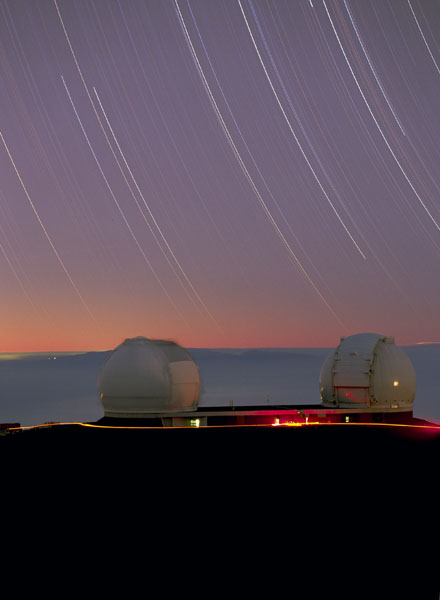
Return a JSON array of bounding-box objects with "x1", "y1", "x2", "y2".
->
[
  {"x1": 3, "y1": 333, "x2": 437, "y2": 448},
  {"x1": 96, "y1": 332, "x2": 424, "y2": 428},
  {"x1": 99, "y1": 336, "x2": 200, "y2": 421}
]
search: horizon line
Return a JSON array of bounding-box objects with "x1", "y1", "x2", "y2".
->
[{"x1": 1, "y1": 341, "x2": 440, "y2": 355}]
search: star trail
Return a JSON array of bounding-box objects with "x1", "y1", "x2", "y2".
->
[{"x1": 1, "y1": 0, "x2": 439, "y2": 351}]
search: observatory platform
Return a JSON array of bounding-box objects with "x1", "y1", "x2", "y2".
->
[{"x1": 94, "y1": 333, "x2": 431, "y2": 429}]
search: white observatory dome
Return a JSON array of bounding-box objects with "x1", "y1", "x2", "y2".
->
[
  {"x1": 319, "y1": 333, "x2": 416, "y2": 411},
  {"x1": 99, "y1": 337, "x2": 200, "y2": 417}
]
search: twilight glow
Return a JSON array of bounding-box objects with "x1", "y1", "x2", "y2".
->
[{"x1": 1, "y1": 0, "x2": 440, "y2": 351}]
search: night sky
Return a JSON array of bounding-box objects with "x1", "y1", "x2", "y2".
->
[{"x1": 1, "y1": 0, "x2": 440, "y2": 351}]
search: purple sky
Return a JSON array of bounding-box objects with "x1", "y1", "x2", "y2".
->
[{"x1": 1, "y1": 0, "x2": 440, "y2": 351}]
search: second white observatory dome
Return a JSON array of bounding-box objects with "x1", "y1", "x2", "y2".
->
[{"x1": 319, "y1": 333, "x2": 416, "y2": 411}]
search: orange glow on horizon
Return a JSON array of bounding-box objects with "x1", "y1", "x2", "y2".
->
[{"x1": 0, "y1": 294, "x2": 433, "y2": 353}]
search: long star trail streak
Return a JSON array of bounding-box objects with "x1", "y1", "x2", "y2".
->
[
  {"x1": 323, "y1": 0, "x2": 440, "y2": 234},
  {"x1": 343, "y1": 0, "x2": 406, "y2": 136},
  {"x1": 186, "y1": 0, "x2": 334, "y2": 294},
  {"x1": 116, "y1": 0, "x2": 234, "y2": 261},
  {"x1": 407, "y1": 0, "x2": 440, "y2": 76},
  {"x1": 2, "y1": 0, "x2": 119, "y2": 279},
  {"x1": 307, "y1": 3, "x2": 440, "y2": 254},
  {"x1": 246, "y1": 0, "x2": 367, "y2": 254},
  {"x1": 91, "y1": 89, "x2": 205, "y2": 316},
  {"x1": 61, "y1": 76, "x2": 187, "y2": 323},
  {"x1": 0, "y1": 131, "x2": 96, "y2": 321},
  {"x1": 248, "y1": 1, "x2": 430, "y2": 319},
  {"x1": 53, "y1": 0, "x2": 176, "y2": 270},
  {"x1": 265, "y1": 3, "x2": 418, "y2": 306},
  {"x1": 174, "y1": 0, "x2": 346, "y2": 328},
  {"x1": 54, "y1": 0, "x2": 222, "y2": 332},
  {"x1": 239, "y1": 0, "x2": 366, "y2": 260},
  {"x1": 92, "y1": 86, "x2": 222, "y2": 330},
  {"x1": 90, "y1": 3, "x2": 220, "y2": 322},
  {"x1": 263, "y1": 1, "x2": 422, "y2": 299},
  {"x1": 53, "y1": 1, "x2": 171, "y2": 264}
]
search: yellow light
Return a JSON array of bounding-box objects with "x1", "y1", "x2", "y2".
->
[
  {"x1": 271, "y1": 420, "x2": 320, "y2": 427},
  {"x1": 393, "y1": 381, "x2": 399, "y2": 387}
]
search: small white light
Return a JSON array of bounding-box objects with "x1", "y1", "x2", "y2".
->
[{"x1": 393, "y1": 381, "x2": 399, "y2": 387}]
